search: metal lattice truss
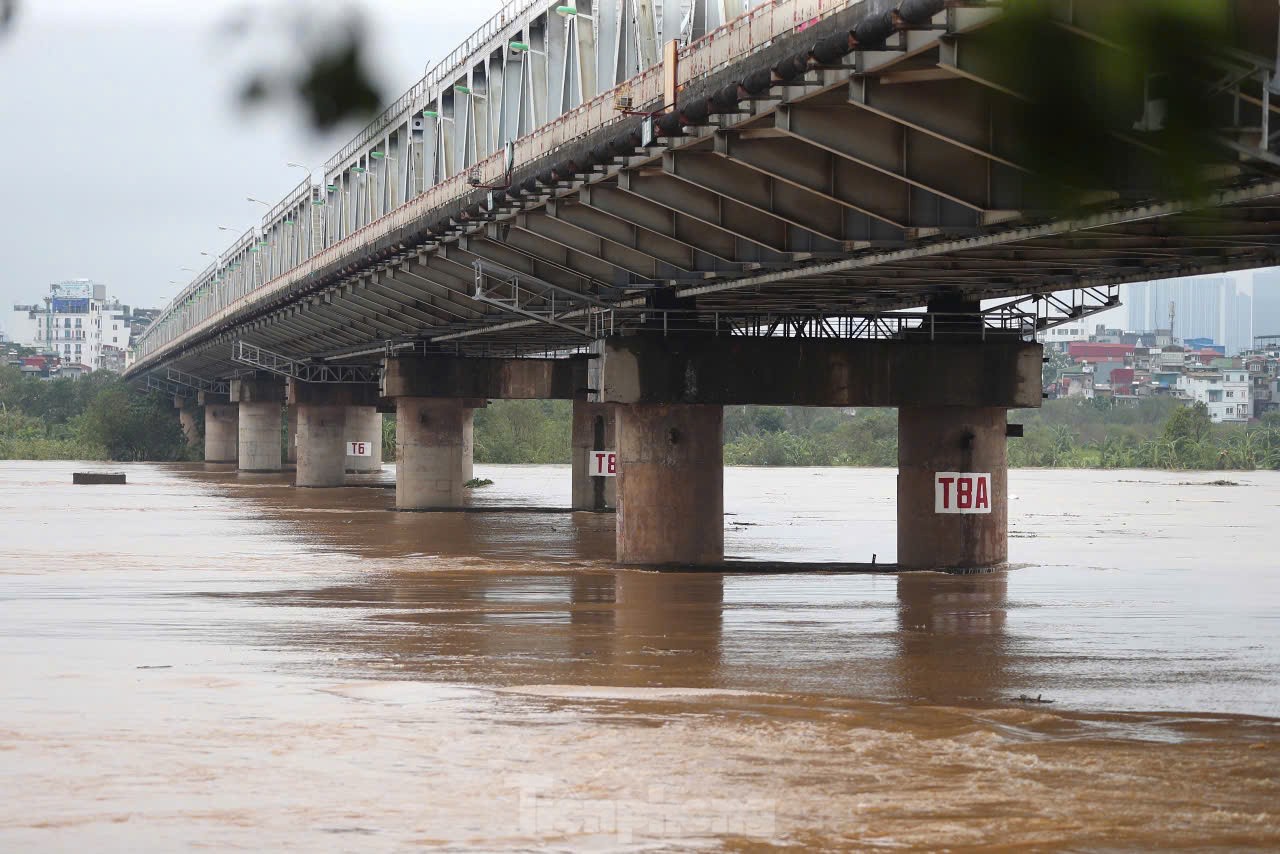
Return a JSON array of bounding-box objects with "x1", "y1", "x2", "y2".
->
[
  {"x1": 460, "y1": 258, "x2": 611, "y2": 340},
  {"x1": 578, "y1": 306, "x2": 1040, "y2": 341},
  {"x1": 129, "y1": 0, "x2": 1280, "y2": 384},
  {"x1": 165, "y1": 368, "x2": 229, "y2": 395},
  {"x1": 986, "y1": 286, "x2": 1122, "y2": 334},
  {"x1": 232, "y1": 341, "x2": 379, "y2": 384},
  {"x1": 142, "y1": 375, "x2": 196, "y2": 398}
]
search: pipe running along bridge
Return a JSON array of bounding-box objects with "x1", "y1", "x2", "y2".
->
[{"x1": 127, "y1": 0, "x2": 1280, "y2": 568}]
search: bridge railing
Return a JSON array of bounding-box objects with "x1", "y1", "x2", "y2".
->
[
  {"x1": 133, "y1": 0, "x2": 862, "y2": 371},
  {"x1": 324, "y1": 0, "x2": 547, "y2": 174},
  {"x1": 587, "y1": 308, "x2": 1041, "y2": 342}
]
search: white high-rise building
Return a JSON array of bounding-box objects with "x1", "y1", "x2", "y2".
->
[
  {"x1": 1124, "y1": 275, "x2": 1257, "y2": 354},
  {"x1": 7, "y1": 280, "x2": 134, "y2": 372}
]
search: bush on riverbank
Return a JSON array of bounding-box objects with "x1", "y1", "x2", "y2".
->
[
  {"x1": 0, "y1": 366, "x2": 192, "y2": 462},
  {"x1": 7, "y1": 363, "x2": 1279, "y2": 470}
]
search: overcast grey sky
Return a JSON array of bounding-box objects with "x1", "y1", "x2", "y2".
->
[{"x1": 0, "y1": 0, "x2": 500, "y2": 327}]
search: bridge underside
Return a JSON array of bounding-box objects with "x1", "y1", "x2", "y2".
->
[{"x1": 132, "y1": 0, "x2": 1280, "y2": 380}]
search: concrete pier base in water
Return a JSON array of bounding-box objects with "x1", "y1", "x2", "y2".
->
[
  {"x1": 203, "y1": 403, "x2": 238, "y2": 463},
  {"x1": 231, "y1": 377, "x2": 286, "y2": 472},
  {"x1": 615, "y1": 403, "x2": 723, "y2": 565},
  {"x1": 897, "y1": 406, "x2": 1008, "y2": 570},
  {"x1": 237, "y1": 402, "x2": 283, "y2": 472},
  {"x1": 295, "y1": 404, "x2": 347, "y2": 487},
  {"x1": 395, "y1": 397, "x2": 468, "y2": 509}
]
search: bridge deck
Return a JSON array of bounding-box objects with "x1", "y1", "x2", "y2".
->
[{"x1": 129, "y1": 0, "x2": 1280, "y2": 382}]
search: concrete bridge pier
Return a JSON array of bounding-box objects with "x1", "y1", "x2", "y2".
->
[
  {"x1": 461, "y1": 405, "x2": 476, "y2": 484},
  {"x1": 394, "y1": 397, "x2": 469, "y2": 509},
  {"x1": 381, "y1": 353, "x2": 587, "y2": 511},
  {"x1": 285, "y1": 406, "x2": 298, "y2": 465},
  {"x1": 571, "y1": 401, "x2": 616, "y2": 511},
  {"x1": 231, "y1": 376, "x2": 285, "y2": 472},
  {"x1": 598, "y1": 334, "x2": 1041, "y2": 569},
  {"x1": 198, "y1": 391, "x2": 238, "y2": 463},
  {"x1": 897, "y1": 406, "x2": 1009, "y2": 569},
  {"x1": 295, "y1": 405, "x2": 347, "y2": 486},
  {"x1": 615, "y1": 403, "x2": 723, "y2": 565},
  {"x1": 288, "y1": 380, "x2": 380, "y2": 487},
  {"x1": 344, "y1": 406, "x2": 384, "y2": 473},
  {"x1": 173, "y1": 396, "x2": 200, "y2": 451}
]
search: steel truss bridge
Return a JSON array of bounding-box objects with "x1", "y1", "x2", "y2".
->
[{"x1": 128, "y1": 0, "x2": 1280, "y2": 384}]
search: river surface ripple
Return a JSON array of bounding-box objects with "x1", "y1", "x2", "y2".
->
[{"x1": 1, "y1": 460, "x2": 1277, "y2": 850}]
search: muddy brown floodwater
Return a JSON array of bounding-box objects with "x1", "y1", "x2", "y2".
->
[{"x1": 1, "y1": 460, "x2": 1277, "y2": 850}]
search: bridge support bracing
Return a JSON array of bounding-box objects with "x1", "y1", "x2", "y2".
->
[
  {"x1": 202, "y1": 402, "x2": 238, "y2": 463},
  {"x1": 395, "y1": 397, "x2": 469, "y2": 509},
  {"x1": 230, "y1": 377, "x2": 286, "y2": 473},
  {"x1": 615, "y1": 403, "x2": 724, "y2": 566},
  {"x1": 571, "y1": 401, "x2": 617, "y2": 511},
  {"x1": 897, "y1": 406, "x2": 1009, "y2": 570},
  {"x1": 344, "y1": 406, "x2": 384, "y2": 473}
]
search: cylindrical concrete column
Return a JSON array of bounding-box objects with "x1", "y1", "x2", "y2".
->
[
  {"x1": 396, "y1": 397, "x2": 467, "y2": 509},
  {"x1": 615, "y1": 404, "x2": 723, "y2": 565},
  {"x1": 461, "y1": 407, "x2": 475, "y2": 483},
  {"x1": 237, "y1": 401, "x2": 283, "y2": 472},
  {"x1": 286, "y1": 406, "x2": 298, "y2": 464},
  {"x1": 176, "y1": 402, "x2": 200, "y2": 450},
  {"x1": 344, "y1": 406, "x2": 384, "y2": 473},
  {"x1": 296, "y1": 404, "x2": 347, "y2": 487},
  {"x1": 571, "y1": 400, "x2": 617, "y2": 510},
  {"x1": 897, "y1": 406, "x2": 1008, "y2": 569},
  {"x1": 203, "y1": 403, "x2": 238, "y2": 463}
]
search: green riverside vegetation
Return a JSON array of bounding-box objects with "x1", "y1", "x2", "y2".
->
[
  {"x1": 6, "y1": 365, "x2": 1280, "y2": 470},
  {"x1": 0, "y1": 365, "x2": 192, "y2": 461}
]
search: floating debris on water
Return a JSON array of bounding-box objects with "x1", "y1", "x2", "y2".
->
[
  {"x1": 73, "y1": 472, "x2": 126, "y2": 485},
  {"x1": 1014, "y1": 694, "x2": 1055, "y2": 704}
]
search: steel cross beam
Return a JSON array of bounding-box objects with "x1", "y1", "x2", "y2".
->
[
  {"x1": 144, "y1": 375, "x2": 196, "y2": 398},
  {"x1": 983, "y1": 285, "x2": 1123, "y2": 332},
  {"x1": 463, "y1": 257, "x2": 610, "y2": 340},
  {"x1": 165, "y1": 367, "x2": 230, "y2": 395},
  {"x1": 232, "y1": 340, "x2": 380, "y2": 384}
]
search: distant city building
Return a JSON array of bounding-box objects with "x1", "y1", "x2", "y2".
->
[
  {"x1": 1124, "y1": 275, "x2": 1253, "y2": 354},
  {"x1": 1225, "y1": 290, "x2": 1253, "y2": 356},
  {"x1": 1254, "y1": 269, "x2": 1280, "y2": 341},
  {"x1": 1043, "y1": 318, "x2": 1093, "y2": 345},
  {"x1": 6, "y1": 280, "x2": 149, "y2": 373},
  {"x1": 1176, "y1": 369, "x2": 1251, "y2": 423}
]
